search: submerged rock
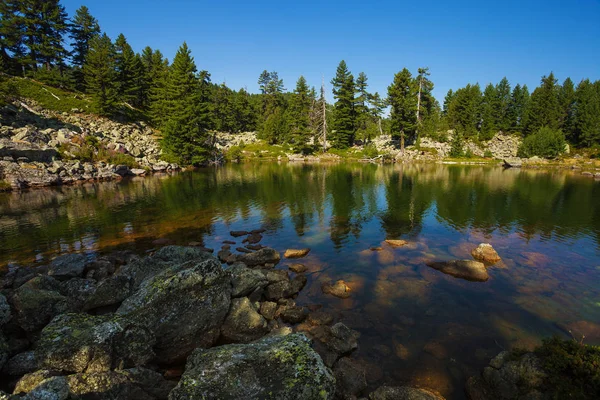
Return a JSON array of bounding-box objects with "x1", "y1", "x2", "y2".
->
[
  {"x1": 321, "y1": 280, "x2": 352, "y2": 299},
  {"x1": 284, "y1": 248, "x2": 311, "y2": 259},
  {"x1": 385, "y1": 239, "x2": 408, "y2": 248},
  {"x1": 289, "y1": 264, "x2": 307, "y2": 273},
  {"x1": 369, "y1": 386, "x2": 446, "y2": 400},
  {"x1": 427, "y1": 260, "x2": 489, "y2": 282},
  {"x1": 169, "y1": 333, "x2": 335, "y2": 400},
  {"x1": 471, "y1": 243, "x2": 501, "y2": 264},
  {"x1": 333, "y1": 357, "x2": 367, "y2": 399},
  {"x1": 310, "y1": 322, "x2": 360, "y2": 367},
  {"x1": 229, "y1": 264, "x2": 268, "y2": 298}
]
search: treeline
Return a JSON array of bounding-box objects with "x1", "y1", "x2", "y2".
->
[
  {"x1": 1, "y1": 1, "x2": 599, "y2": 165},
  {"x1": 443, "y1": 74, "x2": 600, "y2": 148}
]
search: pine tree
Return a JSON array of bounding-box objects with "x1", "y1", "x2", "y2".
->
[
  {"x1": 69, "y1": 6, "x2": 100, "y2": 67},
  {"x1": 147, "y1": 50, "x2": 170, "y2": 125},
  {"x1": 443, "y1": 89, "x2": 455, "y2": 116},
  {"x1": 289, "y1": 75, "x2": 312, "y2": 151},
  {"x1": 0, "y1": 0, "x2": 25, "y2": 73},
  {"x1": 446, "y1": 84, "x2": 482, "y2": 138},
  {"x1": 354, "y1": 72, "x2": 370, "y2": 140},
  {"x1": 507, "y1": 84, "x2": 530, "y2": 133},
  {"x1": 257, "y1": 70, "x2": 286, "y2": 143},
  {"x1": 367, "y1": 92, "x2": 387, "y2": 139},
  {"x1": 331, "y1": 60, "x2": 355, "y2": 148},
  {"x1": 114, "y1": 34, "x2": 142, "y2": 105},
  {"x1": 495, "y1": 77, "x2": 511, "y2": 132},
  {"x1": 161, "y1": 42, "x2": 211, "y2": 165},
  {"x1": 480, "y1": 83, "x2": 497, "y2": 140},
  {"x1": 525, "y1": 72, "x2": 560, "y2": 134},
  {"x1": 84, "y1": 33, "x2": 118, "y2": 116},
  {"x1": 387, "y1": 68, "x2": 417, "y2": 151},
  {"x1": 558, "y1": 77, "x2": 576, "y2": 138},
  {"x1": 19, "y1": 0, "x2": 69, "y2": 70},
  {"x1": 232, "y1": 88, "x2": 256, "y2": 132},
  {"x1": 572, "y1": 79, "x2": 600, "y2": 147},
  {"x1": 213, "y1": 83, "x2": 235, "y2": 132}
]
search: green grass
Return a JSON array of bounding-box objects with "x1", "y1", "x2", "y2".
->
[{"x1": 12, "y1": 77, "x2": 91, "y2": 113}]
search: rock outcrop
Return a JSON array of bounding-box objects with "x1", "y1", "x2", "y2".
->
[{"x1": 169, "y1": 333, "x2": 335, "y2": 400}]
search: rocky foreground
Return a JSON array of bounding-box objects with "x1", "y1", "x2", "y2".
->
[{"x1": 0, "y1": 240, "x2": 454, "y2": 400}]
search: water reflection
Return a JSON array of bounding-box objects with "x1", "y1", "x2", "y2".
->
[{"x1": 1, "y1": 163, "x2": 600, "y2": 399}]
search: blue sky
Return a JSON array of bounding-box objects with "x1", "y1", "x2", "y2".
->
[{"x1": 62, "y1": 0, "x2": 600, "y2": 102}]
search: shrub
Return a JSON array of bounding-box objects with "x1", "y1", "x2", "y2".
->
[
  {"x1": 227, "y1": 146, "x2": 243, "y2": 162},
  {"x1": 362, "y1": 144, "x2": 379, "y2": 159},
  {"x1": 464, "y1": 148, "x2": 474, "y2": 158},
  {"x1": 517, "y1": 127, "x2": 566, "y2": 159},
  {"x1": 102, "y1": 152, "x2": 139, "y2": 168},
  {"x1": 534, "y1": 336, "x2": 600, "y2": 399},
  {"x1": 449, "y1": 132, "x2": 464, "y2": 157},
  {"x1": 84, "y1": 135, "x2": 100, "y2": 148},
  {"x1": 484, "y1": 149, "x2": 493, "y2": 158}
]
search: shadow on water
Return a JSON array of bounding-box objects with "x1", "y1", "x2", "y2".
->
[{"x1": 2, "y1": 163, "x2": 600, "y2": 399}]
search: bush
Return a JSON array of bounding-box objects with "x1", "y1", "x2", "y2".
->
[
  {"x1": 484, "y1": 149, "x2": 493, "y2": 158},
  {"x1": 227, "y1": 146, "x2": 243, "y2": 162},
  {"x1": 534, "y1": 336, "x2": 600, "y2": 399},
  {"x1": 362, "y1": 144, "x2": 379, "y2": 159},
  {"x1": 464, "y1": 148, "x2": 474, "y2": 158},
  {"x1": 517, "y1": 127, "x2": 566, "y2": 159},
  {"x1": 449, "y1": 132, "x2": 464, "y2": 157}
]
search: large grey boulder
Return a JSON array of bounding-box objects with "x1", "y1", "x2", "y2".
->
[
  {"x1": 169, "y1": 333, "x2": 335, "y2": 400},
  {"x1": 0, "y1": 293, "x2": 10, "y2": 327},
  {"x1": 34, "y1": 313, "x2": 155, "y2": 374},
  {"x1": 236, "y1": 248, "x2": 281, "y2": 267},
  {"x1": 116, "y1": 249, "x2": 231, "y2": 363},
  {"x1": 229, "y1": 263, "x2": 268, "y2": 298},
  {"x1": 47, "y1": 253, "x2": 87, "y2": 279}
]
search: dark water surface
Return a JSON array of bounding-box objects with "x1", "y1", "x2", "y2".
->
[{"x1": 2, "y1": 163, "x2": 600, "y2": 399}]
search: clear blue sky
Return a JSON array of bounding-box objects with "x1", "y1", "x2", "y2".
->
[{"x1": 62, "y1": 0, "x2": 600, "y2": 102}]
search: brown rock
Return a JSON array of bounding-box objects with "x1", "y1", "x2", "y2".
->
[
  {"x1": 424, "y1": 341, "x2": 448, "y2": 360},
  {"x1": 284, "y1": 248, "x2": 311, "y2": 259},
  {"x1": 427, "y1": 260, "x2": 489, "y2": 282},
  {"x1": 471, "y1": 243, "x2": 501, "y2": 264},
  {"x1": 322, "y1": 280, "x2": 352, "y2": 298},
  {"x1": 289, "y1": 264, "x2": 307, "y2": 273},
  {"x1": 230, "y1": 230, "x2": 249, "y2": 237},
  {"x1": 385, "y1": 239, "x2": 408, "y2": 247}
]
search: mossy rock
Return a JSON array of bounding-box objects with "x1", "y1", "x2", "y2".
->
[{"x1": 169, "y1": 333, "x2": 335, "y2": 400}]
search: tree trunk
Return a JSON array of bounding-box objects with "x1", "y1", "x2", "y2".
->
[
  {"x1": 378, "y1": 118, "x2": 383, "y2": 136},
  {"x1": 400, "y1": 130, "x2": 405, "y2": 155}
]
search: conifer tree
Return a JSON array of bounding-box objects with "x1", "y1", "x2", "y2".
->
[
  {"x1": 525, "y1": 72, "x2": 560, "y2": 134},
  {"x1": 0, "y1": 0, "x2": 25, "y2": 73},
  {"x1": 69, "y1": 6, "x2": 100, "y2": 67},
  {"x1": 161, "y1": 42, "x2": 210, "y2": 165},
  {"x1": 233, "y1": 88, "x2": 256, "y2": 132},
  {"x1": 289, "y1": 75, "x2": 312, "y2": 151},
  {"x1": 213, "y1": 83, "x2": 235, "y2": 132},
  {"x1": 367, "y1": 92, "x2": 387, "y2": 139},
  {"x1": 331, "y1": 60, "x2": 356, "y2": 148},
  {"x1": 480, "y1": 83, "x2": 497, "y2": 139},
  {"x1": 558, "y1": 77, "x2": 575, "y2": 137},
  {"x1": 19, "y1": 0, "x2": 69, "y2": 70},
  {"x1": 443, "y1": 89, "x2": 455, "y2": 116},
  {"x1": 84, "y1": 33, "x2": 118, "y2": 116},
  {"x1": 147, "y1": 50, "x2": 170, "y2": 125},
  {"x1": 387, "y1": 68, "x2": 418, "y2": 151},
  {"x1": 354, "y1": 72, "x2": 370, "y2": 139},
  {"x1": 446, "y1": 84, "x2": 482, "y2": 137},
  {"x1": 495, "y1": 77, "x2": 512, "y2": 132},
  {"x1": 507, "y1": 84, "x2": 530, "y2": 132},
  {"x1": 114, "y1": 34, "x2": 142, "y2": 105},
  {"x1": 572, "y1": 79, "x2": 600, "y2": 147}
]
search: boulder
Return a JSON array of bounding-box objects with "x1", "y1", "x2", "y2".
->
[
  {"x1": 427, "y1": 260, "x2": 489, "y2": 282},
  {"x1": 0, "y1": 333, "x2": 8, "y2": 371},
  {"x1": 310, "y1": 323, "x2": 360, "y2": 367},
  {"x1": 229, "y1": 264, "x2": 268, "y2": 298},
  {"x1": 230, "y1": 230, "x2": 249, "y2": 237},
  {"x1": 385, "y1": 239, "x2": 408, "y2": 247},
  {"x1": 220, "y1": 297, "x2": 268, "y2": 343},
  {"x1": 289, "y1": 264, "x2": 307, "y2": 273},
  {"x1": 321, "y1": 280, "x2": 352, "y2": 299},
  {"x1": 471, "y1": 243, "x2": 501, "y2": 264},
  {"x1": 265, "y1": 275, "x2": 306, "y2": 301},
  {"x1": 169, "y1": 333, "x2": 335, "y2": 400},
  {"x1": 236, "y1": 248, "x2": 280, "y2": 267},
  {"x1": 334, "y1": 357, "x2": 367, "y2": 400},
  {"x1": 116, "y1": 253, "x2": 231, "y2": 363},
  {"x1": 130, "y1": 168, "x2": 147, "y2": 176},
  {"x1": 280, "y1": 305, "x2": 309, "y2": 324},
  {"x1": 466, "y1": 351, "x2": 547, "y2": 400},
  {"x1": 369, "y1": 386, "x2": 446, "y2": 400},
  {"x1": 47, "y1": 253, "x2": 87, "y2": 279},
  {"x1": 3, "y1": 351, "x2": 38, "y2": 376},
  {"x1": 34, "y1": 313, "x2": 155, "y2": 373},
  {"x1": 0, "y1": 293, "x2": 10, "y2": 327},
  {"x1": 284, "y1": 248, "x2": 311, "y2": 259},
  {"x1": 83, "y1": 275, "x2": 132, "y2": 310},
  {"x1": 0, "y1": 139, "x2": 58, "y2": 163},
  {"x1": 503, "y1": 158, "x2": 522, "y2": 168}
]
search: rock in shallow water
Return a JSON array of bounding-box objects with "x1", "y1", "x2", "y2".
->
[
  {"x1": 220, "y1": 297, "x2": 268, "y2": 343},
  {"x1": 236, "y1": 248, "x2": 281, "y2": 266},
  {"x1": 284, "y1": 248, "x2": 311, "y2": 259},
  {"x1": 471, "y1": 243, "x2": 501, "y2": 264},
  {"x1": 427, "y1": 260, "x2": 489, "y2": 282},
  {"x1": 321, "y1": 280, "x2": 352, "y2": 298},
  {"x1": 169, "y1": 333, "x2": 335, "y2": 400}
]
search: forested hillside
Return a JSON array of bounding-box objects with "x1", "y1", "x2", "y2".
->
[{"x1": 1, "y1": 0, "x2": 599, "y2": 165}]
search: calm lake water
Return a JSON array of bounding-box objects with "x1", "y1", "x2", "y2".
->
[{"x1": 2, "y1": 163, "x2": 600, "y2": 399}]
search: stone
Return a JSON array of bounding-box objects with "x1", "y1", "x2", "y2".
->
[
  {"x1": 369, "y1": 386, "x2": 446, "y2": 400},
  {"x1": 22, "y1": 376, "x2": 69, "y2": 400},
  {"x1": 424, "y1": 341, "x2": 448, "y2": 360},
  {"x1": 265, "y1": 275, "x2": 306, "y2": 301},
  {"x1": 307, "y1": 311, "x2": 334, "y2": 326},
  {"x1": 280, "y1": 305, "x2": 309, "y2": 324},
  {"x1": 503, "y1": 158, "x2": 522, "y2": 168},
  {"x1": 259, "y1": 301, "x2": 278, "y2": 320},
  {"x1": 34, "y1": 313, "x2": 155, "y2": 374},
  {"x1": 289, "y1": 264, "x2": 308, "y2": 273},
  {"x1": 284, "y1": 248, "x2": 311, "y2": 259},
  {"x1": 130, "y1": 168, "x2": 147, "y2": 176},
  {"x1": 0, "y1": 333, "x2": 7, "y2": 371},
  {"x1": 0, "y1": 293, "x2": 10, "y2": 327},
  {"x1": 236, "y1": 248, "x2": 280, "y2": 267},
  {"x1": 385, "y1": 239, "x2": 408, "y2": 247},
  {"x1": 427, "y1": 260, "x2": 489, "y2": 282},
  {"x1": 311, "y1": 323, "x2": 360, "y2": 367},
  {"x1": 221, "y1": 297, "x2": 268, "y2": 343},
  {"x1": 83, "y1": 275, "x2": 132, "y2": 310},
  {"x1": 229, "y1": 263, "x2": 269, "y2": 298},
  {"x1": 321, "y1": 280, "x2": 352, "y2": 298},
  {"x1": 466, "y1": 351, "x2": 547, "y2": 400},
  {"x1": 116, "y1": 253, "x2": 231, "y2": 364},
  {"x1": 169, "y1": 334, "x2": 335, "y2": 400},
  {"x1": 3, "y1": 351, "x2": 38, "y2": 376},
  {"x1": 243, "y1": 233, "x2": 263, "y2": 244},
  {"x1": 236, "y1": 247, "x2": 253, "y2": 254},
  {"x1": 230, "y1": 230, "x2": 249, "y2": 237},
  {"x1": 471, "y1": 243, "x2": 501, "y2": 264},
  {"x1": 334, "y1": 357, "x2": 368, "y2": 400}
]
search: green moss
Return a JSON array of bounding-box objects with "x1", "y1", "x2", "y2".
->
[
  {"x1": 535, "y1": 337, "x2": 600, "y2": 399},
  {"x1": 0, "y1": 180, "x2": 11, "y2": 191}
]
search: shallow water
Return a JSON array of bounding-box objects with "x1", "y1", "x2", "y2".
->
[{"x1": 2, "y1": 163, "x2": 600, "y2": 399}]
